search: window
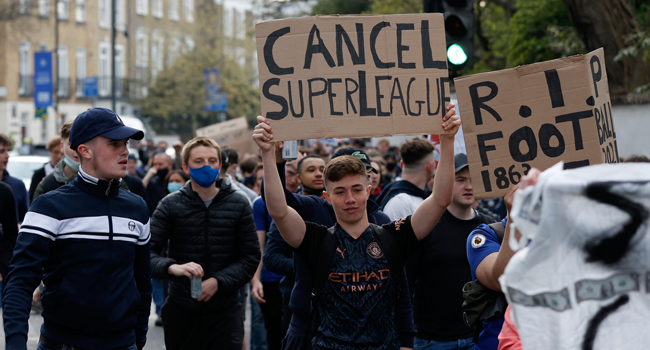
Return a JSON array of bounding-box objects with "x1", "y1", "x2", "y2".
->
[
  {"x1": 183, "y1": 35, "x2": 194, "y2": 53},
  {"x1": 99, "y1": 42, "x2": 111, "y2": 96},
  {"x1": 75, "y1": 0, "x2": 86, "y2": 22},
  {"x1": 152, "y1": 0, "x2": 163, "y2": 18},
  {"x1": 235, "y1": 47, "x2": 245, "y2": 67},
  {"x1": 167, "y1": 35, "x2": 181, "y2": 66},
  {"x1": 19, "y1": 0, "x2": 30, "y2": 14},
  {"x1": 115, "y1": 45, "x2": 125, "y2": 97},
  {"x1": 57, "y1": 45, "x2": 69, "y2": 96},
  {"x1": 183, "y1": 0, "x2": 193, "y2": 23},
  {"x1": 136, "y1": 0, "x2": 148, "y2": 15},
  {"x1": 39, "y1": 0, "x2": 50, "y2": 17},
  {"x1": 57, "y1": 0, "x2": 69, "y2": 20},
  {"x1": 39, "y1": 42, "x2": 49, "y2": 51},
  {"x1": 99, "y1": 0, "x2": 110, "y2": 29},
  {"x1": 19, "y1": 42, "x2": 31, "y2": 95},
  {"x1": 168, "y1": 0, "x2": 179, "y2": 20},
  {"x1": 151, "y1": 31, "x2": 164, "y2": 80},
  {"x1": 116, "y1": 0, "x2": 126, "y2": 30},
  {"x1": 76, "y1": 47, "x2": 86, "y2": 97},
  {"x1": 223, "y1": 7, "x2": 233, "y2": 38},
  {"x1": 135, "y1": 28, "x2": 149, "y2": 97}
]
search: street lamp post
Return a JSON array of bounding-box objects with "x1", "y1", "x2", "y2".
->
[{"x1": 111, "y1": 0, "x2": 117, "y2": 112}]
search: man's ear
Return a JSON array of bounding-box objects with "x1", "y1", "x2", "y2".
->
[
  {"x1": 367, "y1": 184, "x2": 372, "y2": 196},
  {"x1": 182, "y1": 163, "x2": 191, "y2": 177},
  {"x1": 426, "y1": 160, "x2": 434, "y2": 173},
  {"x1": 323, "y1": 191, "x2": 331, "y2": 205},
  {"x1": 77, "y1": 144, "x2": 92, "y2": 161},
  {"x1": 400, "y1": 160, "x2": 404, "y2": 169}
]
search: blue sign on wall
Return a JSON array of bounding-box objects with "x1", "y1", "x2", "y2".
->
[
  {"x1": 204, "y1": 68, "x2": 227, "y2": 112},
  {"x1": 33, "y1": 52, "x2": 53, "y2": 108},
  {"x1": 84, "y1": 76, "x2": 98, "y2": 98}
]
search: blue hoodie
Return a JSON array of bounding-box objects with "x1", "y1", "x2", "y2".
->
[{"x1": 2, "y1": 167, "x2": 152, "y2": 350}]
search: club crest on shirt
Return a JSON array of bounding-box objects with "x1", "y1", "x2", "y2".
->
[
  {"x1": 366, "y1": 242, "x2": 384, "y2": 258},
  {"x1": 128, "y1": 221, "x2": 136, "y2": 231},
  {"x1": 472, "y1": 234, "x2": 486, "y2": 249}
]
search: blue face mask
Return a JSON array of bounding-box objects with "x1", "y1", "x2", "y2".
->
[
  {"x1": 63, "y1": 153, "x2": 80, "y2": 172},
  {"x1": 167, "y1": 182, "x2": 183, "y2": 193},
  {"x1": 189, "y1": 165, "x2": 220, "y2": 188}
]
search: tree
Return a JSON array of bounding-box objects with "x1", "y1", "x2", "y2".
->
[{"x1": 561, "y1": 0, "x2": 648, "y2": 97}]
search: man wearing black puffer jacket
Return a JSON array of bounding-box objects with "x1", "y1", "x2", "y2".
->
[{"x1": 150, "y1": 136, "x2": 260, "y2": 350}]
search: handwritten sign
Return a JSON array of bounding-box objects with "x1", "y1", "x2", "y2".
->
[
  {"x1": 256, "y1": 14, "x2": 452, "y2": 142},
  {"x1": 455, "y1": 48, "x2": 618, "y2": 199}
]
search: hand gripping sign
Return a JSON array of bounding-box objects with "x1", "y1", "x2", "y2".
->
[
  {"x1": 455, "y1": 48, "x2": 619, "y2": 199},
  {"x1": 256, "y1": 14, "x2": 453, "y2": 142}
]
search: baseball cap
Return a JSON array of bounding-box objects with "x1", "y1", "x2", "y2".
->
[
  {"x1": 454, "y1": 153, "x2": 469, "y2": 173},
  {"x1": 332, "y1": 147, "x2": 378, "y2": 174},
  {"x1": 69, "y1": 108, "x2": 144, "y2": 151}
]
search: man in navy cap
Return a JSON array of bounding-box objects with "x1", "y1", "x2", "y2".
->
[{"x1": 2, "y1": 108, "x2": 152, "y2": 350}]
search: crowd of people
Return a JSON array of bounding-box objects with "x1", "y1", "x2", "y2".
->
[{"x1": 0, "y1": 105, "x2": 648, "y2": 350}]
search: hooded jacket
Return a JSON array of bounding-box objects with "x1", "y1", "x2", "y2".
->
[
  {"x1": 377, "y1": 179, "x2": 430, "y2": 211},
  {"x1": 149, "y1": 178, "x2": 260, "y2": 312}
]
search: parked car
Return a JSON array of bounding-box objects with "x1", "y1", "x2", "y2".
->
[{"x1": 6, "y1": 155, "x2": 51, "y2": 191}]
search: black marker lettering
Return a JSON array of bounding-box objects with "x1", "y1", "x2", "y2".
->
[
  {"x1": 390, "y1": 78, "x2": 406, "y2": 115},
  {"x1": 538, "y1": 123, "x2": 565, "y2": 157},
  {"x1": 336, "y1": 23, "x2": 365, "y2": 66},
  {"x1": 288, "y1": 80, "x2": 304, "y2": 118},
  {"x1": 370, "y1": 22, "x2": 395, "y2": 69},
  {"x1": 469, "y1": 81, "x2": 501, "y2": 125},
  {"x1": 426, "y1": 78, "x2": 441, "y2": 116},
  {"x1": 590, "y1": 55, "x2": 602, "y2": 98},
  {"x1": 421, "y1": 20, "x2": 447, "y2": 69},
  {"x1": 477, "y1": 132, "x2": 503, "y2": 166},
  {"x1": 345, "y1": 78, "x2": 359, "y2": 114},
  {"x1": 555, "y1": 110, "x2": 593, "y2": 151},
  {"x1": 509, "y1": 126, "x2": 537, "y2": 162},
  {"x1": 304, "y1": 25, "x2": 335, "y2": 69},
  {"x1": 263, "y1": 78, "x2": 288, "y2": 120},
  {"x1": 375, "y1": 75, "x2": 392, "y2": 117},
  {"x1": 544, "y1": 69, "x2": 565, "y2": 108},
  {"x1": 328, "y1": 78, "x2": 343, "y2": 116},
  {"x1": 358, "y1": 71, "x2": 376, "y2": 116},
  {"x1": 397, "y1": 23, "x2": 415, "y2": 69},
  {"x1": 407, "y1": 78, "x2": 424, "y2": 116},
  {"x1": 263, "y1": 27, "x2": 294, "y2": 76},
  {"x1": 307, "y1": 78, "x2": 327, "y2": 118}
]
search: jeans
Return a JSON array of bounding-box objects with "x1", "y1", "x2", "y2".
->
[
  {"x1": 38, "y1": 342, "x2": 138, "y2": 350},
  {"x1": 250, "y1": 290, "x2": 268, "y2": 350},
  {"x1": 414, "y1": 336, "x2": 475, "y2": 350},
  {"x1": 151, "y1": 278, "x2": 164, "y2": 315}
]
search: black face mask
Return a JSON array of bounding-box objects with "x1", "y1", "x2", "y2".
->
[
  {"x1": 386, "y1": 163, "x2": 397, "y2": 171},
  {"x1": 302, "y1": 185, "x2": 324, "y2": 197},
  {"x1": 157, "y1": 168, "x2": 169, "y2": 179}
]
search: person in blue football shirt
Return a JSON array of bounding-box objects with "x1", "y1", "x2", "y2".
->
[
  {"x1": 253, "y1": 103, "x2": 460, "y2": 350},
  {"x1": 466, "y1": 186, "x2": 519, "y2": 350}
]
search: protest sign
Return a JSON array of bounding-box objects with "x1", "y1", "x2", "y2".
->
[
  {"x1": 455, "y1": 48, "x2": 618, "y2": 199},
  {"x1": 256, "y1": 14, "x2": 452, "y2": 142},
  {"x1": 195, "y1": 117, "x2": 257, "y2": 154}
]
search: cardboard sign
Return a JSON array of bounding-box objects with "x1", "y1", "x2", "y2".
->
[
  {"x1": 455, "y1": 48, "x2": 619, "y2": 199},
  {"x1": 256, "y1": 14, "x2": 451, "y2": 142}
]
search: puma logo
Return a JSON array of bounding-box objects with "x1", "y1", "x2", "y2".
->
[
  {"x1": 395, "y1": 218, "x2": 406, "y2": 231},
  {"x1": 336, "y1": 247, "x2": 346, "y2": 259}
]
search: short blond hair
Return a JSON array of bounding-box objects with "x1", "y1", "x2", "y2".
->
[{"x1": 182, "y1": 137, "x2": 222, "y2": 165}]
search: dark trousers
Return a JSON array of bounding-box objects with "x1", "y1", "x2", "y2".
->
[
  {"x1": 161, "y1": 298, "x2": 244, "y2": 350},
  {"x1": 259, "y1": 281, "x2": 284, "y2": 350}
]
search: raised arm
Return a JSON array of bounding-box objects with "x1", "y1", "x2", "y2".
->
[
  {"x1": 411, "y1": 103, "x2": 461, "y2": 240},
  {"x1": 253, "y1": 116, "x2": 306, "y2": 249}
]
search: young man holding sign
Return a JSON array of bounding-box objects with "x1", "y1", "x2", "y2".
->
[{"x1": 253, "y1": 103, "x2": 460, "y2": 349}]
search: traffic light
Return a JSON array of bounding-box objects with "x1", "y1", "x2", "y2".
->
[
  {"x1": 424, "y1": 0, "x2": 474, "y2": 77},
  {"x1": 443, "y1": 0, "x2": 474, "y2": 76}
]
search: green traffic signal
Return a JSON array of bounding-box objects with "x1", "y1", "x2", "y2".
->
[{"x1": 447, "y1": 44, "x2": 468, "y2": 65}]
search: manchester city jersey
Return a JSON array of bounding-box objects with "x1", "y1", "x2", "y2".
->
[{"x1": 313, "y1": 226, "x2": 399, "y2": 350}]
